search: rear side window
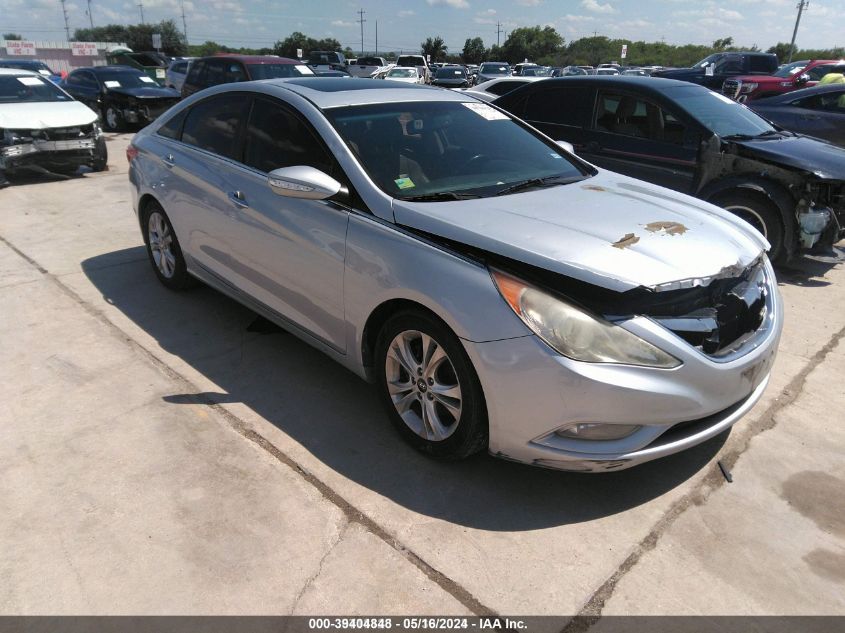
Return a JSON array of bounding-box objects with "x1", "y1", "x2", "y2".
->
[
  {"x1": 157, "y1": 109, "x2": 187, "y2": 140},
  {"x1": 243, "y1": 98, "x2": 334, "y2": 174},
  {"x1": 181, "y1": 94, "x2": 250, "y2": 160},
  {"x1": 203, "y1": 59, "x2": 226, "y2": 87},
  {"x1": 524, "y1": 86, "x2": 590, "y2": 126},
  {"x1": 748, "y1": 56, "x2": 773, "y2": 73},
  {"x1": 596, "y1": 92, "x2": 687, "y2": 144},
  {"x1": 486, "y1": 81, "x2": 522, "y2": 96},
  {"x1": 187, "y1": 60, "x2": 206, "y2": 83},
  {"x1": 807, "y1": 64, "x2": 835, "y2": 81}
]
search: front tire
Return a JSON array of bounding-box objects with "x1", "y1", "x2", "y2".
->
[
  {"x1": 711, "y1": 190, "x2": 787, "y2": 264},
  {"x1": 102, "y1": 105, "x2": 124, "y2": 132},
  {"x1": 92, "y1": 136, "x2": 108, "y2": 172},
  {"x1": 142, "y1": 202, "x2": 194, "y2": 290},
  {"x1": 374, "y1": 310, "x2": 488, "y2": 460}
]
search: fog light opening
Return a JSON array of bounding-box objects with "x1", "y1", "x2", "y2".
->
[{"x1": 555, "y1": 423, "x2": 642, "y2": 441}]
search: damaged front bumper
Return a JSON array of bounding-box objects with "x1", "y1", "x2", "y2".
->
[
  {"x1": 463, "y1": 258, "x2": 783, "y2": 472},
  {"x1": 0, "y1": 125, "x2": 100, "y2": 173},
  {"x1": 113, "y1": 100, "x2": 176, "y2": 124}
]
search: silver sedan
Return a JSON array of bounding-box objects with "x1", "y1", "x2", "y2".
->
[{"x1": 128, "y1": 78, "x2": 782, "y2": 472}]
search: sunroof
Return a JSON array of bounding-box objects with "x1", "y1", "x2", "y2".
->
[{"x1": 284, "y1": 78, "x2": 429, "y2": 92}]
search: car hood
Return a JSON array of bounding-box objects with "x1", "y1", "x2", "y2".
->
[
  {"x1": 730, "y1": 135, "x2": 845, "y2": 180},
  {"x1": 109, "y1": 86, "x2": 180, "y2": 99},
  {"x1": 433, "y1": 78, "x2": 468, "y2": 85},
  {"x1": 652, "y1": 67, "x2": 701, "y2": 79},
  {"x1": 0, "y1": 100, "x2": 98, "y2": 129},
  {"x1": 392, "y1": 170, "x2": 767, "y2": 293}
]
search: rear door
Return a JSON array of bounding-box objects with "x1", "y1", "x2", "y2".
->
[
  {"x1": 583, "y1": 89, "x2": 700, "y2": 192},
  {"x1": 790, "y1": 91, "x2": 845, "y2": 146},
  {"x1": 221, "y1": 96, "x2": 350, "y2": 351},
  {"x1": 155, "y1": 92, "x2": 252, "y2": 282},
  {"x1": 517, "y1": 83, "x2": 595, "y2": 148},
  {"x1": 64, "y1": 70, "x2": 100, "y2": 109}
]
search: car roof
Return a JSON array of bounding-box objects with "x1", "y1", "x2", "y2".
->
[
  {"x1": 200, "y1": 54, "x2": 299, "y2": 65},
  {"x1": 520, "y1": 75, "x2": 702, "y2": 94},
  {"x1": 0, "y1": 59, "x2": 43, "y2": 65},
  {"x1": 81, "y1": 65, "x2": 143, "y2": 74},
  {"x1": 235, "y1": 77, "x2": 471, "y2": 108},
  {"x1": 0, "y1": 67, "x2": 38, "y2": 76}
]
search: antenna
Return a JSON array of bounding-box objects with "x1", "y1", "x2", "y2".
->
[
  {"x1": 180, "y1": 0, "x2": 188, "y2": 43},
  {"x1": 787, "y1": 0, "x2": 808, "y2": 63},
  {"x1": 357, "y1": 8, "x2": 366, "y2": 56},
  {"x1": 60, "y1": 0, "x2": 71, "y2": 40},
  {"x1": 138, "y1": 2, "x2": 145, "y2": 24}
]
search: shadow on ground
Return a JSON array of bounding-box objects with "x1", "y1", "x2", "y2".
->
[{"x1": 83, "y1": 247, "x2": 730, "y2": 531}]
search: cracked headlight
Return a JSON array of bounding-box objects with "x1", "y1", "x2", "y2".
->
[{"x1": 491, "y1": 269, "x2": 681, "y2": 368}]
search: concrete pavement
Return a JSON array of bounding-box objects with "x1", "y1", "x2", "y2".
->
[{"x1": 1, "y1": 133, "x2": 843, "y2": 617}]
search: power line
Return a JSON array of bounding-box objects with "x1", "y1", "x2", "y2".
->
[
  {"x1": 787, "y1": 0, "x2": 808, "y2": 63},
  {"x1": 356, "y1": 8, "x2": 366, "y2": 56}
]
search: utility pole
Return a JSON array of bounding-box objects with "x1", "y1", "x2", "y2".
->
[
  {"x1": 60, "y1": 0, "x2": 71, "y2": 40},
  {"x1": 495, "y1": 21, "x2": 503, "y2": 47},
  {"x1": 86, "y1": 0, "x2": 94, "y2": 28},
  {"x1": 138, "y1": 2, "x2": 145, "y2": 24},
  {"x1": 180, "y1": 0, "x2": 188, "y2": 43},
  {"x1": 375, "y1": 20, "x2": 378, "y2": 56},
  {"x1": 357, "y1": 8, "x2": 366, "y2": 56},
  {"x1": 787, "y1": 0, "x2": 808, "y2": 62}
]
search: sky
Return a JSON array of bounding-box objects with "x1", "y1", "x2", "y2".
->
[{"x1": 2, "y1": 0, "x2": 842, "y2": 53}]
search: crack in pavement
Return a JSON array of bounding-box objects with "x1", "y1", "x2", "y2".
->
[
  {"x1": 561, "y1": 324, "x2": 845, "y2": 633},
  {"x1": 289, "y1": 520, "x2": 351, "y2": 615},
  {"x1": 0, "y1": 232, "x2": 496, "y2": 617}
]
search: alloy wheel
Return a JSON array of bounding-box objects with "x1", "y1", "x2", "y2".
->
[
  {"x1": 726, "y1": 204, "x2": 768, "y2": 238},
  {"x1": 147, "y1": 211, "x2": 176, "y2": 278},
  {"x1": 384, "y1": 329, "x2": 463, "y2": 442}
]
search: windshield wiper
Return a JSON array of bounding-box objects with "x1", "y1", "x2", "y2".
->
[
  {"x1": 494, "y1": 175, "x2": 581, "y2": 197},
  {"x1": 723, "y1": 130, "x2": 781, "y2": 141},
  {"x1": 397, "y1": 191, "x2": 481, "y2": 202}
]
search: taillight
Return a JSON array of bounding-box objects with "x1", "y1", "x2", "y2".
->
[{"x1": 126, "y1": 144, "x2": 139, "y2": 163}]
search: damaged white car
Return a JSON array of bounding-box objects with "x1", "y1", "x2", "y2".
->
[
  {"x1": 0, "y1": 68, "x2": 106, "y2": 187},
  {"x1": 127, "y1": 79, "x2": 783, "y2": 472}
]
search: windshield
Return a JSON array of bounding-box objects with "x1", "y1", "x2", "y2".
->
[
  {"x1": 480, "y1": 63, "x2": 510, "y2": 75},
  {"x1": 397, "y1": 56, "x2": 424, "y2": 67},
  {"x1": 387, "y1": 68, "x2": 417, "y2": 78},
  {"x1": 773, "y1": 60, "x2": 809, "y2": 78},
  {"x1": 0, "y1": 74, "x2": 70, "y2": 103},
  {"x1": 325, "y1": 101, "x2": 589, "y2": 199},
  {"x1": 693, "y1": 54, "x2": 721, "y2": 68},
  {"x1": 436, "y1": 67, "x2": 466, "y2": 78},
  {"x1": 357, "y1": 57, "x2": 384, "y2": 66},
  {"x1": 672, "y1": 87, "x2": 777, "y2": 138},
  {"x1": 248, "y1": 63, "x2": 313, "y2": 79},
  {"x1": 98, "y1": 70, "x2": 160, "y2": 88},
  {"x1": 308, "y1": 52, "x2": 341, "y2": 64}
]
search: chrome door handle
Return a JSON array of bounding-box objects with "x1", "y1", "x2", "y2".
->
[
  {"x1": 162, "y1": 153, "x2": 175, "y2": 167},
  {"x1": 228, "y1": 191, "x2": 249, "y2": 208}
]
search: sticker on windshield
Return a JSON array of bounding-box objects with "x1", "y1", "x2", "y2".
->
[
  {"x1": 17, "y1": 77, "x2": 43, "y2": 86},
  {"x1": 104, "y1": 80, "x2": 121, "y2": 88},
  {"x1": 461, "y1": 102, "x2": 508, "y2": 121},
  {"x1": 394, "y1": 177, "x2": 415, "y2": 190},
  {"x1": 296, "y1": 65, "x2": 315, "y2": 75},
  {"x1": 140, "y1": 76, "x2": 155, "y2": 83}
]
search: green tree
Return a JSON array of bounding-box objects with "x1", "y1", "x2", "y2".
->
[
  {"x1": 273, "y1": 32, "x2": 341, "y2": 59},
  {"x1": 3, "y1": 33, "x2": 23, "y2": 40},
  {"x1": 421, "y1": 36, "x2": 448, "y2": 61},
  {"x1": 74, "y1": 20, "x2": 186, "y2": 55},
  {"x1": 712, "y1": 37, "x2": 734, "y2": 51},
  {"x1": 500, "y1": 26, "x2": 563, "y2": 64},
  {"x1": 461, "y1": 37, "x2": 486, "y2": 64}
]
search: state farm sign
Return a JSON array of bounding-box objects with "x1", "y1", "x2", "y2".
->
[
  {"x1": 71, "y1": 42, "x2": 99, "y2": 56},
  {"x1": 5, "y1": 40, "x2": 36, "y2": 56}
]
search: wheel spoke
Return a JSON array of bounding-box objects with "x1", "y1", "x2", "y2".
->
[
  {"x1": 423, "y1": 344, "x2": 447, "y2": 379},
  {"x1": 392, "y1": 390, "x2": 417, "y2": 415},
  {"x1": 422, "y1": 399, "x2": 449, "y2": 441},
  {"x1": 432, "y1": 391, "x2": 461, "y2": 420}
]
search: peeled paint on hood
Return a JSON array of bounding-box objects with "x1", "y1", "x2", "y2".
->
[{"x1": 392, "y1": 170, "x2": 768, "y2": 293}]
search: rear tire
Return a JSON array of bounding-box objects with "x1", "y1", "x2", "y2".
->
[
  {"x1": 92, "y1": 136, "x2": 108, "y2": 172},
  {"x1": 102, "y1": 105, "x2": 125, "y2": 132},
  {"x1": 711, "y1": 189, "x2": 787, "y2": 264},
  {"x1": 142, "y1": 201, "x2": 195, "y2": 290},
  {"x1": 374, "y1": 310, "x2": 488, "y2": 460}
]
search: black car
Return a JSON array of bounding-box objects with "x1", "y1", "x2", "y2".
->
[
  {"x1": 62, "y1": 66, "x2": 180, "y2": 132},
  {"x1": 494, "y1": 76, "x2": 845, "y2": 262},
  {"x1": 653, "y1": 52, "x2": 778, "y2": 91},
  {"x1": 431, "y1": 66, "x2": 470, "y2": 88},
  {"x1": 750, "y1": 84, "x2": 845, "y2": 148}
]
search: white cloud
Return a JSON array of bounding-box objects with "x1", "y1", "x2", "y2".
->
[
  {"x1": 478, "y1": 8, "x2": 496, "y2": 14},
  {"x1": 330, "y1": 19, "x2": 354, "y2": 27},
  {"x1": 397, "y1": 10, "x2": 415, "y2": 17},
  {"x1": 426, "y1": 0, "x2": 470, "y2": 9},
  {"x1": 581, "y1": 0, "x2": 616, "y2": 14},
  {"x1": 562, "y1": 13, "x2": 596, "y2": 22},
  {"x1": 517, "y1": 0, "x2": 542, "y2": 5}
]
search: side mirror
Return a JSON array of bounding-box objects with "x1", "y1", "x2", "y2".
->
[
  {"x1": 796, "y1": 73, "x2": 810, "y2": 85},
  {"x1": 555, "y1": 140, "x2": 575, "y2": 154},
  {"x1": 267, "y1": 166, "x2": 342, "y2": 200}
]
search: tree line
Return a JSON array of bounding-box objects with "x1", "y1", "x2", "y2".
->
[{"x1": 67, "y1": 22, "x2": 844, "y2": 68}]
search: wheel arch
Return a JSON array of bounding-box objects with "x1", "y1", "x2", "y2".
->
[
  {"x1": 137, "y1": 193, "x2": 161, "y2": 234},
  {"x1": 701, "y1": 175, "x2": 797, "y2": 258}
]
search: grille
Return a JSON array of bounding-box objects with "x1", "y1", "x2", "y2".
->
[
  {"x1": 28, "y1": 124, "x2": 95, "y2": 141},
  {"x1": 722, "y1": 79, "x2": 740, "y2": 99}
]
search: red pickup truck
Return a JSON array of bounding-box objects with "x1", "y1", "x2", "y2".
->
[{"x1": 723, "y1": 59, "x2": 845, "y2": 102}]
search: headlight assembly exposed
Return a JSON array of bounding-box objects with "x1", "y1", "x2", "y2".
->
[{"x1": 490, "y1": 269, "x2": 681, "y2": 368}]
